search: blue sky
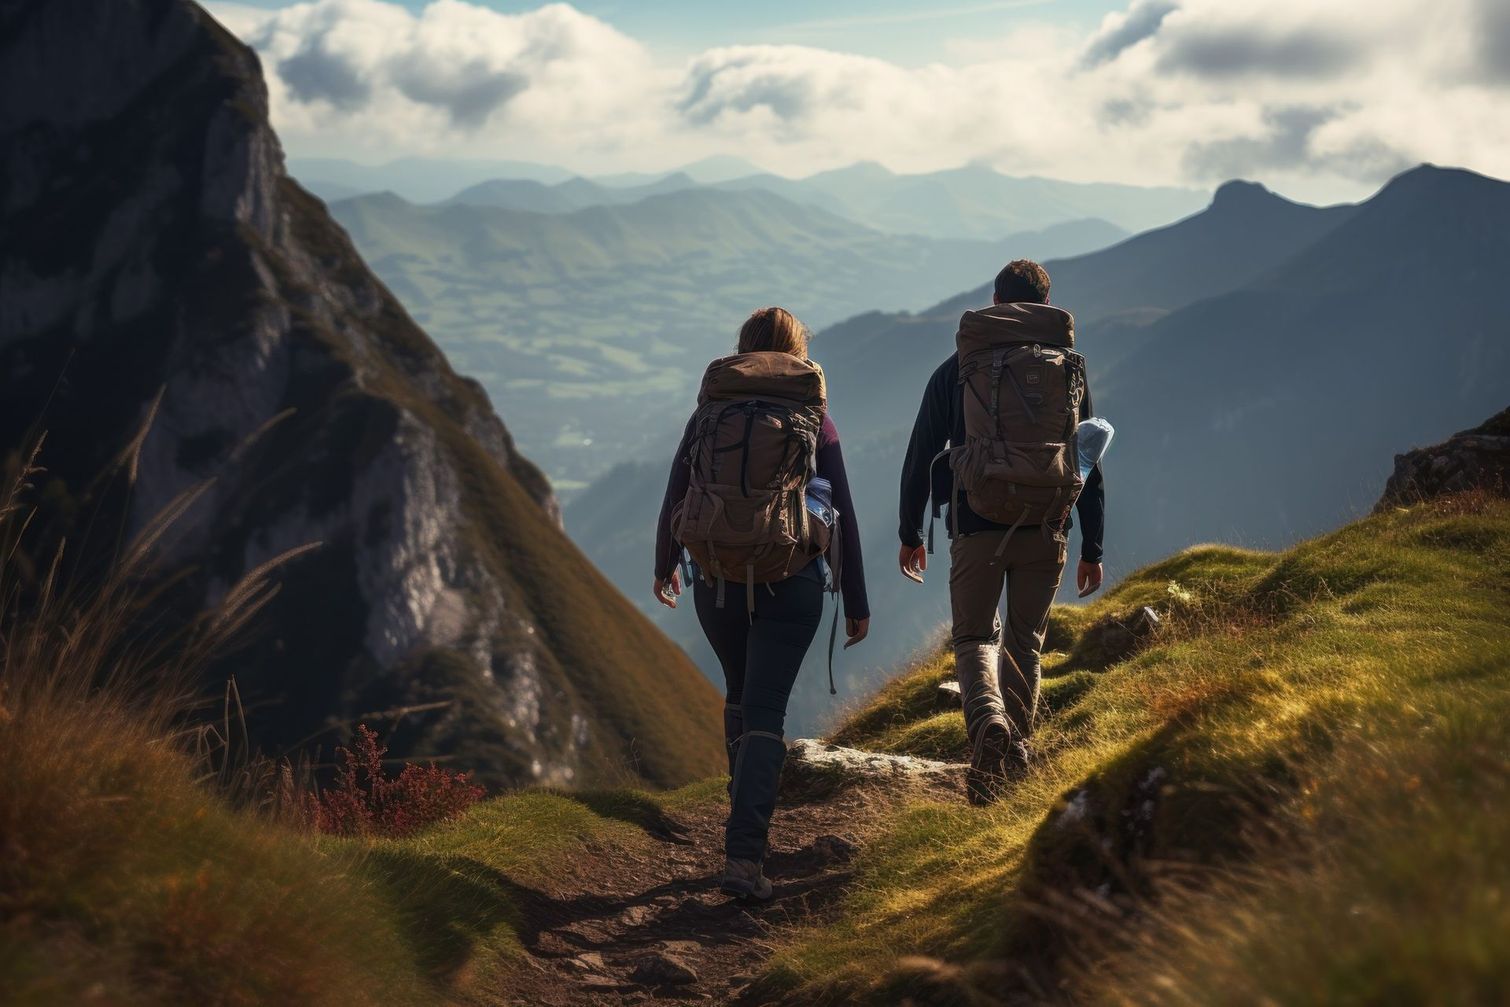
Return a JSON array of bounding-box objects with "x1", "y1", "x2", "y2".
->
[
  {"x1": 228, "y1": 0, "x2": 1128, "y2": 63},
  {"x1": 213, "y1": 0, "x2": 1510, "y2": 201}
]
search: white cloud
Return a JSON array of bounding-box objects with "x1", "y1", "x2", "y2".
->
[
  {"x1": 215, "y1": 0, "x2": 666, "y2": 161},
  {"x1": 210, "y1": 0, "x2": 1510, "y2": 200}
]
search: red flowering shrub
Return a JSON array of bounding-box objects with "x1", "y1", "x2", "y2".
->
[{"x1": 308, "y1": 725, "x2": 483, "y2": 837}]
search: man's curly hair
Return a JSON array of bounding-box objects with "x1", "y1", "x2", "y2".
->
[{"x1": 994, "y1": 259, "x2": 1051, "y2": 304}]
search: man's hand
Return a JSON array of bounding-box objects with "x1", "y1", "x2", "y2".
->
[
  {"x1": 1077, "y1": 560, "x2": 1103, "y2": 598},
  {"x1": 844, "y1": 617, "x2": 870, "y2": 649},
  {"x1": 899, "y1": 543, "x2": 927, "y2": 584},
  {"x1": 653, "y1": 569, "x2": 683, "y2": 609}
]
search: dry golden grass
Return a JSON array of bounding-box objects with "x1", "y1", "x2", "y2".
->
[
  {"x1": 0, "y1": 437, "x2": 436, "y2": 1004},
  {"x1": 755, "y1": 494, "x2": 1510, "y2": 1005},
  {"x1": 0, "y1": 436, "x2": 717, "y2": 1003}
]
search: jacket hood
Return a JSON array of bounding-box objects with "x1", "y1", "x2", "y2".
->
[{"x1": 958, "y1": 301, "x2": 1075, "y2": 347}]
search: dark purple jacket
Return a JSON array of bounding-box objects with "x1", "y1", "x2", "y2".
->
[{"x1": 655, "y1": 412, "x2": 870, "y2": 621}]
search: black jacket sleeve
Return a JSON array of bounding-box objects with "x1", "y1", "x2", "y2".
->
[
  {"x1": 653, "y1": 415, "x2": 696, "y2": 581},
  {"x1": 898, "y1": 359, "x2": 954, "y2": 548},
  {"x1": 1075, "y1": 381, "x2": 1105, "y2": 564},
  {"x1": 817, "y1": 433, "x2": 870, "y2": 621}
]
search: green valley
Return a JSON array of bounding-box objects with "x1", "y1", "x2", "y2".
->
[{"x1": 327, "y1": 186, "x2": 1126, "y2": 488}]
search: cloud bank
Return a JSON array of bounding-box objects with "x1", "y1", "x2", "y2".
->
[{"x1": 212, "y1": 0, "x2": 1510, "y2": 199}]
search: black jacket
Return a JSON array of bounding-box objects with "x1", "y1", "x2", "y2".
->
[{"x1": 898, "y1": 354, "x2": 1105, "y2": 563}]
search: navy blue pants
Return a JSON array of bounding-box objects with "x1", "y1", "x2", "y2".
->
[{"x1": 694, "y1": 563, "x2": 824, "y2": 862}]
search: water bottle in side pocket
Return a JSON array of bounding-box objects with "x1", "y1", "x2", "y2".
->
[
  {"x1": 1076, "y1": 417, "x2": 1115, "y2": 482},
  {"x1": 805, "y1": 476, "x2": 836, "y2": 585}
]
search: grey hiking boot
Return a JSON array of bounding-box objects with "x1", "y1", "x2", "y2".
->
[
  {"x1": 966, "y1": 719, "x2": 1009, "y2": 806},
  {"x1": 720, "y1": 857, "x2": 773, "y2": 901}
]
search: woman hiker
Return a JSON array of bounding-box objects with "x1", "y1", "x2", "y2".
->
[{"x1": 653, "y1": 306, "x2": 870, "y2": 901}]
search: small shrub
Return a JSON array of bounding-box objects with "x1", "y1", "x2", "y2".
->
[{"x1": 309, "y1": 725, "x2": 484, "y2": 837}]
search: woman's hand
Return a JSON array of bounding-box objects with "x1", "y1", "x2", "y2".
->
[
  {"x1": 844, "y1": 617, "x2": 870, "y2": 648},
  {"x1": 653, "y1": 569, "x2": 683, "y2": 609}
]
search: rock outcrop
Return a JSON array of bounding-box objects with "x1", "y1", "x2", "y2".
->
[
  {"x1": 1376, "y1": 408, "x2": 1510, "y2": 510},
  {"x1": 781, "y1": 740, "x2": 963, "y2": 801},
  {"x1": 1067, "y1": 605, "x2": 1163, "y2": 671},
  {"x1": 0, "y1": 0, "x2": 723, "y2": 788}
]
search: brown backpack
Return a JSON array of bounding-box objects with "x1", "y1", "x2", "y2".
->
[
  {"x1": 948, "y1": 303, "x2": 1086, "y2": 537},
  {"x1": 671, "y1": 352, "x2": 830, "y2": 607}
]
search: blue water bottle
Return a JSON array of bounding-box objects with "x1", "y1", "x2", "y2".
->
[{"x1": 1076, "y1": 417, "x2": 1115, "y2": 481}]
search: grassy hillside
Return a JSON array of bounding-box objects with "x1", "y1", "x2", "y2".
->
[
  {"x1": 2, "y1": 683, "x2": 707, "y2": 1004},
  {"x1": 9, "y1": 491, "x2": 1506, "y2": 1004},
  {"x1": 755, "y1": 491, "x2": 1510, "y2": 1003}
]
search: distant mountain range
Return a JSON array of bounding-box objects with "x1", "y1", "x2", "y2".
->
[
  {"x1": 327, "y1": 185, "x2": 1127, "y2": 488},
  {"x1": 710, "y1": 162, "x2": 1208, "y2": 240},
  {"x1": 565, "y1": 163, "x2": 1510, "y2": 731},
  {"x1": 290, "y1": 155, "x2": 575, "y2": 203},
  {"x1": 294, "y1": 155, "x2": 1203, "y2": 243},
  {"x1": 445, "y1": 171, "x2": 703, "y2": 212}
]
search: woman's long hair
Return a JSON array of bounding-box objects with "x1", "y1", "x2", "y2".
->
[{"x1": 737, "y1": 306, "x2": 809, "y2": 358}]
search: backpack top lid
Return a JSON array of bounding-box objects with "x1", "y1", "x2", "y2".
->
[
  {"x1": 956, "y1": 302, "x2": 1075, "y2": 354},
  {"x1": 697, "y1": 351, "x2": 827, "y2": 408}
]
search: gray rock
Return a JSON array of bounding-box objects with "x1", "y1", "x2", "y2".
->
[
  {"x1": 934, "y1": 679, "x2": 962, "y2": 712},
  {"x1": 629, "y1": 951, "x2": 698, "y2": 987},
  {"x1": 1376, "y1": 407, "x2": 1510, "y2": 510},
  {"x1": 782, "y1": 739, "x2": 962, "y2": 801},
  {"x1": 1069, "y1": 605, "x2": 1162, "y2": 670},
  {"x1": 568, "y1": 952, "x2": 608, "y2": 972},
  {"x1": 812, "y1": 833, "x2": 859, "y2": 864}
]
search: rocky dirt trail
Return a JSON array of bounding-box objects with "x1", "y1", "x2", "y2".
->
[{"x1": 496, "y1": 742, "x2": 966, "y2": 1006}]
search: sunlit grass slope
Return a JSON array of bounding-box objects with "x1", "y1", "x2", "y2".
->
[
  {"x1": 762, "y1": 492, "x2": 1510, "y2": 1004},
  {"x1": 1, "y1": 672, "x2": 719, "y2": 1005}
]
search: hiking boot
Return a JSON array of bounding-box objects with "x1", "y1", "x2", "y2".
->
[
  {"x1": 966, "y1": 720, "x2": 1009, "y2": 806},
  {"x1": 720, "y1": 857, "x2": 773, "y2": 902}
]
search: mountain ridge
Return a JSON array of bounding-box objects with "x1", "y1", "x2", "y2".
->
[{"x1": 563, "y1": 161, "x2": 1510, "y2": 727}]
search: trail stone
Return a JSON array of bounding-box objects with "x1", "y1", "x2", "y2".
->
[
  {"x1": 617, "y1": 904, "x2": 656, "y2": 927},
  {"x1": 813, "y1": 834, "x2": 859, "y2": 864},
  {"x1": 781, "y1": 740, "x2": 962, "y2": 800},
  {"x1": 934, "y1": 680, "x2": 962, "y2": 711},
  {"x1": 630, "y1": 950, "x2": 698, "y2": 986}
]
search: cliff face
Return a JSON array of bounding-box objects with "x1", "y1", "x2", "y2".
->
[{"x1": 0, "y1": 0, "x2": 724, "y2": 788}]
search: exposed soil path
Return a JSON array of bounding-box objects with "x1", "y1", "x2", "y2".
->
[{"x1": 495, "y1": 750, "x2": 967, "y2": 1005}]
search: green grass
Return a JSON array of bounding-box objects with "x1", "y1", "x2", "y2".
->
[
  {"x1": 342, "y1": 785, "x2": 701, "y2": 994},
  {"x1": 754, "y1": 493, "x2": 1510, "y2": 1004},
  {"x1": 10, "y1": 487, "x2": 1507, "y2": 1004},
  {"x1": 2, "y1": 681, "x2": 721, "y2": 1005}
]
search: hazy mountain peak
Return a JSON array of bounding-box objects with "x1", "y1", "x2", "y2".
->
[
  {"x1": 675, "y1": 154, "x2": 765, "y2": 183},
  {"x1": 1210, "y1": 178, "x2": 1281, "y2": 210},
  {"x1": 815, "y1": 160, "x2": 895, "y2": 181},
  {"x1": 1372, "y1": 163, "x2": 1503, "y2": 204}
]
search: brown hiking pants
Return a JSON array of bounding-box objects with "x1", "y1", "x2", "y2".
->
[{"x1": 950, "y1": 527, "x2": 1067, "y2": 745}]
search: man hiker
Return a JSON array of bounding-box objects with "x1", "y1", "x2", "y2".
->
[{"x1": 897, "y1": 259, "x2": 1105, "y2": 804}]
